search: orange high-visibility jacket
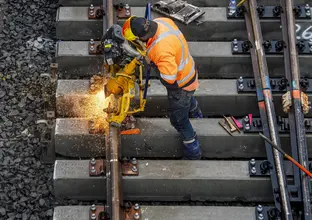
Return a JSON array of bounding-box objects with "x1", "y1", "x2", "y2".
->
[{"x1": 146, "y1": 18, "x2": 198, "y2": 91}]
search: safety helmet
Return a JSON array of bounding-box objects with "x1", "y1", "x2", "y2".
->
[{"x1": 122, "y1": 16, "x2": 157, "y2": 41}]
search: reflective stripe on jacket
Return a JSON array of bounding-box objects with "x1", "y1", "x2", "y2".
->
[{"x1": 146, "y1": 18, "x2": 198, "y2": 91}]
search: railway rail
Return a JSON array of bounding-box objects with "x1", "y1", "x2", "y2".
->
[{"x1": 36, "y1": 0, "x2": 312, "y2": 219}]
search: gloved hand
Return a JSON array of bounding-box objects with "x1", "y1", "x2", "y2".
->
[{"x1": 282, "y1": 91, "x2": 311, "y2": 114}]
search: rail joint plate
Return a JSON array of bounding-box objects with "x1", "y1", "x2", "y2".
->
[
  {"x1": 114, "y1": 3, "x2": 131, "y2": 19},
  {"x1": 88, "y1": 5, "x2": 105, "y2": 19},
  {"x1": 89, "y1": 158, "x2": 139, "y2": 176},
  {"x1": 88, "y1": 204, "x2": 141, "y2": 220},
  {"x1": 88, "y1": 39, "x2": 103, "y2": 55},
  {"x1": 124, "y1": 203, "x2": 142, "y2": 220},
  {"x1": 89, "y1": 205, "x2": 106, "y2": 220}
]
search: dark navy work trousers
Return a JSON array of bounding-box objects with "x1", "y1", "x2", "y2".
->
[{"x1": 167, "y1": 88, "x2": 200, "y2": 141}]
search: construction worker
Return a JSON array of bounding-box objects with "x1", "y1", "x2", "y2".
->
[{"x1": 122, "y1": 16, "x2": 203, "y2": 160}]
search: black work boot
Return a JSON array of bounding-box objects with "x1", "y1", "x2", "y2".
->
[{"x1": 182, "y1": 136, "x2": 202, "y2": 160}]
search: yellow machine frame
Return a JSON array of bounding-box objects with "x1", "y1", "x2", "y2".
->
[{"x1": 105, "y1": 55, "x2": 147, "y2": 126}]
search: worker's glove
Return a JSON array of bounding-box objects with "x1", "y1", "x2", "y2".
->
[{"x1": 282, "y1": 91, "x2": 311, "y2": 114}]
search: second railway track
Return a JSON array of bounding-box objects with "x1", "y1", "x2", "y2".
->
[{"x1": 42, "y1": 0, "x2": 312, "y2": 219}]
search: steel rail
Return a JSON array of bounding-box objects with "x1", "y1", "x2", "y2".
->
[
  {"x1": 282, "y1": 0, "x2": 312, "y2": 218},
  {"x1": 242, "y1": 1, "x2": 282, "y2": 212},
  {"x1": 279, "y1": 0, "x2": 304, "y2": 212},
  {"x1": 102, "y1": 0, "x2": 107, "y2": 36},
  {"x1": 245, "y1": 0, "x2": 292, "y2": 219},
  {"x1": 103, "y1": 0, "x2": 122, "y2": 219},
  {"x1": 108, "y1": 125, "x2": 122, "y2": 220},
  {"x1": 105, "y1": 123, "x2": 122, "y2": 220},
  {"x1": 105, "y1": 123, "x2": 112, "y2": 217}
]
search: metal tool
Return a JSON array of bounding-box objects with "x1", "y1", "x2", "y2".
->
[
  {"x1": 151, "y1": 0, "x2": 205, "y2": 24},
  {"x1": 224, "y1": 115, "x2": 241, "y2": 133},
  {"x1": 219, "y1": 119, "x2": 233, "y2": 136},
  {"x1": 219, "y1": 115, "x2": 241, "y2": 136},
  {"x1": 259, "y1": 132, "x2": 312, "y2": 178},
  {"x1": 223, "y1": 115, "x2": 236, "y2": 132}
]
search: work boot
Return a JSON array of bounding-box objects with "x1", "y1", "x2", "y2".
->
[
  {"x1": 189, "y1": 98, "x2": 203, "y2": 118},
  {"x1": 182, "y1": 137, "x2": 202, "y2": 160}
]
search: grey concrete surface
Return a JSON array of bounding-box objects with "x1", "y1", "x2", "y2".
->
[
  {"x1": 55, "y1": 79, "x2": 105, "y2": 117},
  {"x1": 55, "y1": 41, "x2": 103, "y2": 77},
  {"x1": 55, "y1": 79, "x2": 312, "y2": 118},
  {"x1": 56, "y1": 7, "x2": 103, "y2": 40},
  {"x1": 53, "y1": 206, "x2": 255, "y2": 220},
  {"x1": 55, "y1": 118, "x2": 105, "y2": 157},
  {"x1": 59, "y1": 0, "x2": 310, "y2": 7},
  {"x1": 55, "y1": 41, "x2": 312, "y2": 78},
  {"x1": 53, "y1": 160, "x2": 273, "y2": 201},
  {"x1": 56, "y1": 6, "x2": 312, "y2": 41},
  {"x1": 54, "y1": 118, "x2": 312, "y2": 159}
]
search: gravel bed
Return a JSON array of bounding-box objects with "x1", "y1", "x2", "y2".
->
[
  {"x1": 0, "y1": 1, "x2": 106, "y2": 218},
  {"x1": 0, "y1": 1, "x2": 61, "y2": 219}
]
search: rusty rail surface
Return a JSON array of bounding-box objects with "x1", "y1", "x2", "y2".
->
[
  {"x1": 104, "y1": 0, "x2": 122, "y2": 219},
  {"x1": 243, "y1": 0, "x2": 312, "y2": 218},
  {"x1": 243, "y1": 0, "x2": 292, "y2": 219},
  {"x1": 281, "y1": 0, "x2": 312, "y2": 218}
]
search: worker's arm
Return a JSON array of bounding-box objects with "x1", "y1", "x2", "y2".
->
[{"x1": 153, "y1": 50, "x2": 179, "y2": 89}]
